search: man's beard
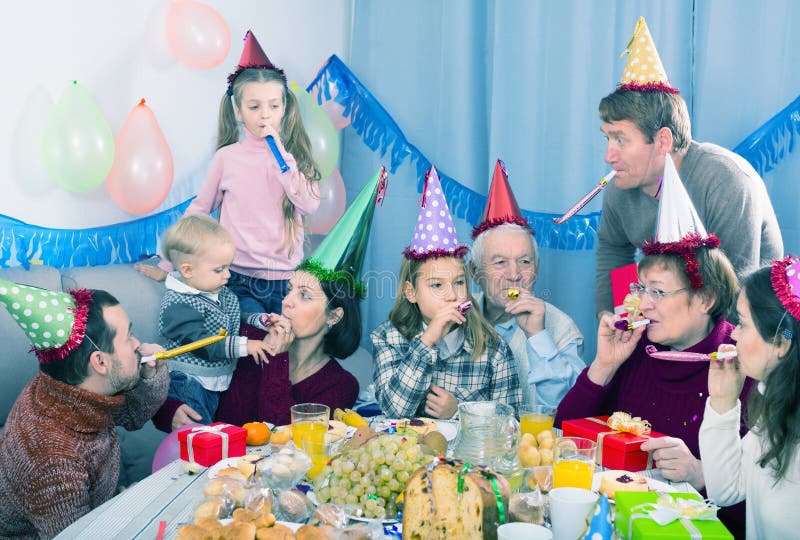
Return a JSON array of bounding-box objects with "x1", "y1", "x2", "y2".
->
[{"x1": 108, "y1": 355, "x2": 140, "y2": 394}]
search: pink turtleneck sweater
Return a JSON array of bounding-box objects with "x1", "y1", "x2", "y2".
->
[{"x1": 186, "y1": 129, "x2": 320, "y2": 280}]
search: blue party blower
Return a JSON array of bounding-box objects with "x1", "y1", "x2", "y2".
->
[{"x1": 266, "y1": 135, "x2": 290, "y2": 172}]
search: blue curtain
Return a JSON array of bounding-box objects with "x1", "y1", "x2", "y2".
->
[{"x1": 343, "y1": 0, "x2": 800, "y2": 360}]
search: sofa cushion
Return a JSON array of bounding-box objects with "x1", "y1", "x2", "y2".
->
[
  {"x1": 61, "y1": 263, "x2": 165, "y2": 345},
  {"x1": 0, "y1": 265, "x2": 64, "y2": 426}
]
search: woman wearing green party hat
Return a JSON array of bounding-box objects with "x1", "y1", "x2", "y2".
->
[{"x1": 154, "y1": 167, "x2": 388, "y2": 430}]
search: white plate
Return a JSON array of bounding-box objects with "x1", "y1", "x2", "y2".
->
[
  {"x1": 219, "y1": 518, "x2": 301, "y2": 531},
  {"x1": 372, "y1": 418, "x2": 458, "y2": 442},
  {"x1": 591, "y1": 471, "x2": 677, "y2": 500}
]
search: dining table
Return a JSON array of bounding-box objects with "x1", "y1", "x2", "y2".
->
[{"x1": 55, "y1": 423, "x2": 698, "y2": 539}]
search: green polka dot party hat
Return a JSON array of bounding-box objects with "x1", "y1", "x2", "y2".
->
[{"x1": 0, "y1": 279, "x2": 93, "y2": 363}]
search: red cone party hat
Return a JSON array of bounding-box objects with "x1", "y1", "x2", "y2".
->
[
  {"x1": 227, "y1": 30, "x2": 285, "y2": 93},
  {"x1": 471, "y1": 160, "x2": 531, "y2": 239}
]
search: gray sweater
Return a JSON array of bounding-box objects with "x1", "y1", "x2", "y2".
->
[{"x1": 595, "y1": 141, "x2": 783, "y2": 313}]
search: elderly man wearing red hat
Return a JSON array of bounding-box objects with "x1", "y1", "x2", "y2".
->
[
  {"x1": 0, "y1": 284, "x2": 168, "y2": 538},
  {"x1": 470, "y1": 160, "x2": 585, "y2": 410},
  {"x1": 594, "y1": 17, "x2": 783, "y2": 318}
]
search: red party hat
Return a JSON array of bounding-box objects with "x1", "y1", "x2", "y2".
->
[
  {"x1": 471, "y1": 160, "x2": 532, "y2": 239},
  {"x1": 227, "y1": 30, "x2": 285, "y2": 94}
]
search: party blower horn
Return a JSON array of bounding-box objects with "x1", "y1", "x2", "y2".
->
[
  {"x1": 553, "y1": 170, "x2": 616, "y2": 224},
  {"x1": 140, "y1": 329, "x2": 228, "y2": 363},
  {"x1": 266, "y1": 135, "x2": 289, "y2": 172}
]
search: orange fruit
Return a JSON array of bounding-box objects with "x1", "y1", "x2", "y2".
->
[{"x1": 242, "y1": 422, "x2": 271, "y2": 446}]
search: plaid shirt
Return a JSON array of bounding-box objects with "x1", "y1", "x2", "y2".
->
[{"x1": 371, "y1": 320, "x2": 523, "y2": 418}]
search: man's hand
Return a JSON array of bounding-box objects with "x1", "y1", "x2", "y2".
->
[
  {"x1": 424, "y1": 385, "x2": 458, "y2": 419},
  {"x1": 137, "y1": 343, "x2": 164, "y2": 379},
  {"x1": 641, "y1": 436, "x2": 705, "y2": 490},
  {"x1": 172, "y1": 404, "x2": 203, "y2": 431},
  {"x1": 505, "y1": 289, "x2": 545, "y2": 337}
]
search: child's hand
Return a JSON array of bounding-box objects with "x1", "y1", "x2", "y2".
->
[
  {"x1": 246, "y1": 339, "x2": 271, "y2": 365},
  {"x1": 264, "y1": 315, "x2": 294, "y2": 356},
  {"x1": 707, "y1": 343, "x2": 744, "y2": 414},
  {"x1": 261, "y1": 123, "x2": 281, "y2": 142},
  {"x1": 424, "y1": 385, "x2": 458, "y2": 419},
  {"x1": 135, "y1": 264, "x2": 167, "y2": 282},
  {"x1": 172, "y1": 404, "x2": 203, "y2": 431},
  {"x1": 420, "y1": 302, "x2": 466, "y2": 347}
]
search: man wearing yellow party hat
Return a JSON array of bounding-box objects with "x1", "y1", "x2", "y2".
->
[
  {"x1": 0, "y1": 283, "x2": 168, "y2": 538},
  {"x1": 594, "y1": 16, "x2": 783, "y2": 317}
]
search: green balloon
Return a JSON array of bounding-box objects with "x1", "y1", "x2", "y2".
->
[
  {"x1": 42, "y1": 81, "x2": 115, "y2": 192},
  {"x1": 290, "y1": 82, "x2": 339, "y2": 179}
]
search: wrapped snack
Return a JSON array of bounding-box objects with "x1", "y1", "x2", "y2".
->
[
  {"x1": 509, "y1": 490, "x2": 545, "y2": 525},
  {"x1": 194, "y1": 495, "x2": 232, "y2": 521},
  {"x1": 276, "y1": 488, "x2": 313, "y2": 523},
  {"x1": 257, "y1": 446, "x2": 312, "y2": 490},
  {"x1": 204, "y1": 477, "x2": 247, "y2": 508},
  {"x1": 312, "y1": 503, "x2": 348, "y2": 529},
  {"x1": 244, "y1": 486, "x2": 274, "y2": 514}
]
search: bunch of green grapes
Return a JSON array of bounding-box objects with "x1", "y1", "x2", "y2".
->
[{"x1": 314, "y1": 433, "x2": 428, "y2": 519}]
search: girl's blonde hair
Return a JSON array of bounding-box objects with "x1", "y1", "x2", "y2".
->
[
  {"x1": 388, "y1": 256, "x2": 499, "y2": 359},
  {"x1": 217, "y1": 68, "x2": 321, "y2": 256}
]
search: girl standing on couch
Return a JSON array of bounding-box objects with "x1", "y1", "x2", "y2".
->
[
  {"x1": 137, "y1": 31, "x2": 320, "y2": 315},
  {"x1": 371, "y1": 166, "x2": 523, "y2": 419}
]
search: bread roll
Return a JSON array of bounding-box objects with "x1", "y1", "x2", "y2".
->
[
  {"x1": 295, "y1": 524, "x2": 334, "y2": 540},
  {"x1": 217, "y1": 467, "x2": 249, "y2": 483},
  {"x1": 255, "y1": 523, "x2": 295, "y2": 540},
  {"x1": 220, "y1": 520, "x2": 256, "y2": 540}
]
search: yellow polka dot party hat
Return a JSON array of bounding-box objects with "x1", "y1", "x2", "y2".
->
[{"x1": 619, "y1": 16, "x2": 678, "y2": 94}]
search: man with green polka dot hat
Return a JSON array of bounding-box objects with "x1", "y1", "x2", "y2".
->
[
  {"x1": 593, "y1": 15, "x2": 782, "y2": 319},
  {"x1": 0, "y1": 281, "x2": 169, "y2": 538}
]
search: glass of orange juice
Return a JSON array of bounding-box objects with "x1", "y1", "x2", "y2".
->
[
  {"x1": 302, "y1": 435, "x2": 334, "y2": 479},
  {"x1": 290, "y1": 403, "x2": 329, "y2": 448},
  {"x1": 552, "y1": 437, "x2": 596, "y2": 490},
  {"x1": 520, "y1": 405, "x2": 557, "y2": 436}
]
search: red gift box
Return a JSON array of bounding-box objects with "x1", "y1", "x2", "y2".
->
[
  {"x1": 177, "y1": 422, "x2": 246, "y2": 466},
  {"x1": 561, "y1": 416, "x2": 665, "y2": 470}
]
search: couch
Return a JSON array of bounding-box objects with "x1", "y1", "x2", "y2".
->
[{"x1": 0, "y1": 263, "x2": 374, "y2": 487}]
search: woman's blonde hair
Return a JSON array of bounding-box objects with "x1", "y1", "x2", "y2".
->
[
  {"x1": 388, "y1": 256, "x2": 499, "y2": 359},
  {"x1": 217, "y1": 68, "x2": 321, "y2": 256}
]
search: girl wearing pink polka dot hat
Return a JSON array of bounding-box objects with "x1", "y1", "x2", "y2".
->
[
  {"x1": 370, "y1": 165, "x2": 524, "y2": 419},
  {"x1": 699, "y1": 255, "x2": 800, "y2": 538}
]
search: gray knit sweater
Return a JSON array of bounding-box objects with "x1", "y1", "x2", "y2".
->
[{"x1": 594, "y1": 140, "x2": 783, "y2": 313}]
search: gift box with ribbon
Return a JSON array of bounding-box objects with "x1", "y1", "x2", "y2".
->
[
  {"x1": 615, "y1": 492, "x2": 733, "y2": 539},
  {"x1": 177, "y1": 422, "x2": 247, "y2": 466},
  {"x1": 561, "y1": 412, "x2": 665, "y2": 470}
]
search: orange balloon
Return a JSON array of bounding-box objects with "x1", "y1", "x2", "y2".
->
[
  {"x1": 166, "y1": 0, "x2": 230, "y2": 70},
  {"x1": 106, "y1": 99, "x2": 174, "y2": 214}
]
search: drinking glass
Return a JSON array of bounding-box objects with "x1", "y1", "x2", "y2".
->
[
  {"x1": 290, "y1": 403, "x2": 329, "y2": 448},
  {"x1": 302, "y1": 434, "x2": 334, "y2": 479},
  {"x1": 520, "y1": 405, "x2": 557, "y2": 437},
  {"x1": 552, "y1": 437, "x2": 596, "y2": 490}
]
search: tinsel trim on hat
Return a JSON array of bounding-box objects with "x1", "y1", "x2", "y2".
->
[
  {"x1": 226, "y1": 64, "x2": 287, "y2": 96},
  {"x1": 618, "y1": 81, "x2": 680, "y2": 95},
  {"x1": 641, "y1": 233, "x2": 721, "y2": 289},
  {"x1": 402, "y1": 245, "x2": 469, "y2": 261},
  {"x1": 471, "y1": 216, "x2": 534, "y2": 240},
  {"x1": 297, "y1": 258, "x2": 366, "y2": 300},
  {"x1": 771, "y1": 256, "x2": 800, "y2": 321},
  {"x1": 34, "y1": 288, "x2": 93, "y2": 364}
]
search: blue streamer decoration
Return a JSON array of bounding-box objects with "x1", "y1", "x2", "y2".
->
[
  {"x1": 0, "y1": 52, "x2": 796, "y2": 267},
  {"x1": 733, "y1": 94, "x2": 800, "y2": 177}
]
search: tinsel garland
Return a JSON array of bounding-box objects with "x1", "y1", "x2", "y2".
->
[
  {"x1": 296, "y1": 257, "x2": 366, "y2": 299},
  {"x1": 641, "y1": 233, "x2": 721, "y2": 289}
]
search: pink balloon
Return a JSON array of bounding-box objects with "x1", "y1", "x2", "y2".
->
[
  {"x1": 106, "y1": 99, "x2": 174, "y2": 214},
  {"x1": 166, "y1": 0, "x2": 230, "y2": 70},
  {"x1": 320, "y1": 100, "x2": 351, "y2": 130},
  {"x1": 152, "y1": 422, "x2": 203, "y2": 473},
  {"x1": 306, "y1": 168, "x2": 346, "y2": 234}
]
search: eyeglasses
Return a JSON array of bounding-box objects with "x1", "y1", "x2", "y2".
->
[{"x1": 629, "y1": 282, "x2": 690, "y2": 302}]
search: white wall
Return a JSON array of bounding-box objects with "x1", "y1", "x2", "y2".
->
[{"x1": 0, "y1": 0, "x2": 352, "y2": 228}]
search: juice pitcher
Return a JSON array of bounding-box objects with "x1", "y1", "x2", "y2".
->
[{"x1": 452, "y1": 401, "x2": 522, "y2": 488}]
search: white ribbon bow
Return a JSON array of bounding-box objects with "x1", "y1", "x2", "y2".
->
[
  {"x1": 186, "y1": 424, "x2": 232, "y2": 464},
  {"x1": 628, "y1": 494, "x2": 720, "y2": 540}
]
